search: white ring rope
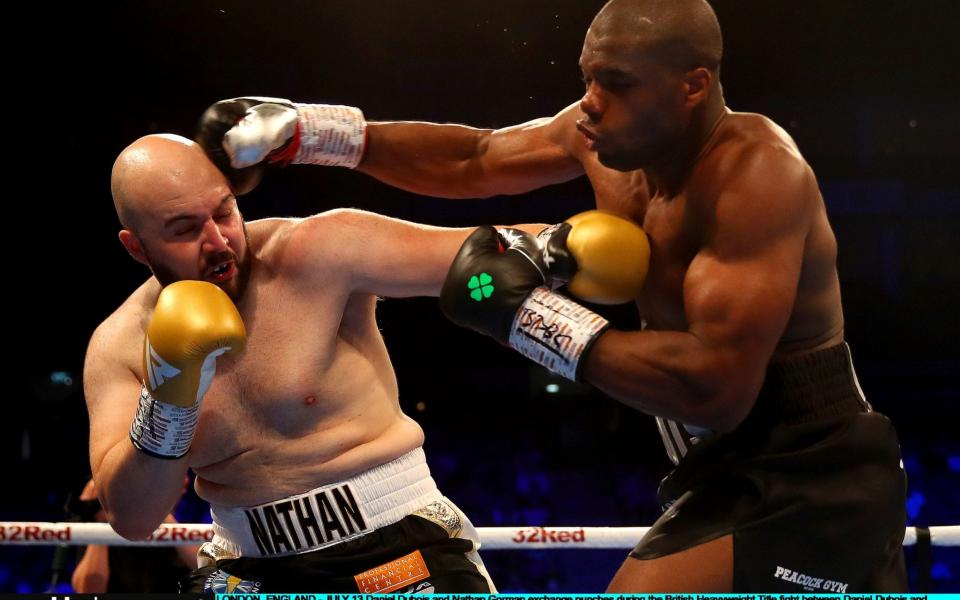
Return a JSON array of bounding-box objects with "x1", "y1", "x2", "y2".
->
[{"x1": 0, "y1": 523, "x2": 958, "y2": 549}]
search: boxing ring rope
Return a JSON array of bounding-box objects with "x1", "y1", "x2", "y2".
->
[{"x1": 1, "y1": 522, "x2": 958, "y2": 548}]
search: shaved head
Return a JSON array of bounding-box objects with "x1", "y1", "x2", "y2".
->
[
  {"x1": 111, "y1": 134, "x2": 225, "y2": 233},
  {"x1": 111, "y1": 133, "x2": 250, "y2": 299},
  {"x1": 591, "y1": 0, "x2": 722, "y2": 72}
]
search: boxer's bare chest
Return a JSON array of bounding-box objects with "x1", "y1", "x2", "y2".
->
[
  {"x1": 585, "y1": 164, "x2": 702, "y2": 330},
  {"x1": 213, "y1": 297, "x2": 326, "y2": 412},
  {"x1": 208, "y1": 275, "x2": 366, "y2": 430}
]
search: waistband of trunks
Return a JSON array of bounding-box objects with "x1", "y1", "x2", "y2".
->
[
  {"x1": 746, "y1": 342, "x2": 871, "y2": 427},
  {"x1": 209, "y1": 447, "x2": 442, "y2": 558}
]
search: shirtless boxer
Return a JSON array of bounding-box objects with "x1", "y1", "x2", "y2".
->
[
  {"x1": 196, "y1": 0, "x2": 908, "y2": 592},
  {"x1": 86, "y1": 134, "x2": 505, "y2": 593}
]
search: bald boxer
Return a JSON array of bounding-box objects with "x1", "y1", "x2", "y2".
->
[
  {"x1": 89, "y1": 135, "x2": 510, "y2": 593},
  {"x1": 197, "y1": 0, "x2": 908, "y2": 592}
]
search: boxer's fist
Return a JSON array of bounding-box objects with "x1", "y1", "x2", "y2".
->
[
  {"x1": 196, "y1": 97, "x2": 299, "y2": 194},
  {"x1": 143, "y1": 280, "x2": 247, "y2": 407},
  {"x1": 539, "y1": 210, "x2": 650, "y2": 304},
  {"x1": 196, "y1": 97, "x2": 367, "y2": 195},
  {"x1": 131, "y1": 281, "x2": 246, "y2": 459}
]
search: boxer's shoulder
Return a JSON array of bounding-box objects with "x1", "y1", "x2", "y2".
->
[
  {"x1": 709, "y1": 112, "x2": 805, "y2": 168},
  {"x1": 692, "y1": 114, "x2": 814, "y2": 207},
  {"x1": 247, "y1": 210, "x2": 377, "y2": 281},
  {"x1": 95, "y1": 279, "x2": 160, "y2": 345},
  {"x1": 86, "y1": 298, "x2": 144, "y2": 380}
]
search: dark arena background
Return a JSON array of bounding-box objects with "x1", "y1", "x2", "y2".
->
[{"x1": 8, "y1": 0, "x2": 959, "y2": 593}]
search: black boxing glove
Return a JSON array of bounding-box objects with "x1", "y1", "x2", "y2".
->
[{"x1": 440, "y1": 227, "x2": 609, "y2": 381}]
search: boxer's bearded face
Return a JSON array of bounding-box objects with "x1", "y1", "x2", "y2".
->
[{"x1": 137, "y1": 188, "x2": 252, "y2": 301}]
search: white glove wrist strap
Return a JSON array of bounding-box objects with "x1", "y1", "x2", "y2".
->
[
  {"x1": 507, "y1": 287, "x2": 609, "y2": 381},
  {"x1": 129, "y1": 383, "x2": 199, "y2": 459},
  {"x1": 293, "y1": 104, "x2": 367, "y2": 168}
]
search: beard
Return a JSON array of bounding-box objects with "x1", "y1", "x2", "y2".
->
[{"x1": 143, "y1": 220, "x2": 253, "y2": 301}]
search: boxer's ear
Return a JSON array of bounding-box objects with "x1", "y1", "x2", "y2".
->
[
  {"x1": 119, "y1": 229, "x2": 149, "y2": 266},
  {"x1": 682, "y1": 67, "x2": 713, "y2": 109}
]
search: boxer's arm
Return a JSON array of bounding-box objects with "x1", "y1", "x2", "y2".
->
[
  {"x1": 358, "y1": 102, "x2": 585, "y2": 198},
  {"x1": 284, "y1": 209, "x2": 543, "y2": 298},
  {"x1": 84, "y1": 324, "x2": 191, "y2": 540},
  {"x1": 583, "y1": 145, "x2": 814, "y2": 432},
  {"x1": 71, "y1": 543, "x2": 109, "y2": 593}
]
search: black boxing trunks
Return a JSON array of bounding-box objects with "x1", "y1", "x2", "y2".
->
[{"x1": 635, "y1": 342, "x2": 908, "y2": 592}]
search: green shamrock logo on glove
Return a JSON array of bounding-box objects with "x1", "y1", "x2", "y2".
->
[{"x1": 467, "y1": 272, "x2": 495, "y2": 301}]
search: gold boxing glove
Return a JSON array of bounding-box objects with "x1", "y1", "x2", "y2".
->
[
  {"x1": 130, "y1": 281, "x2": 246, "y2": 458},
  {"x1": 539, "y1": 209, "x2": 650, "y2": 304}
]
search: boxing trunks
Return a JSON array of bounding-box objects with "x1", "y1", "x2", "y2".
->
[
  {"x1": 637, "y1": 343, "x2": 908, "y2": 592},
  {"x1": 181, "y1": 448, "x2": 495, "y2": 593}
]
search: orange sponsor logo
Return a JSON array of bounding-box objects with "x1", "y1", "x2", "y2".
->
[{"x1": 353, "y1": 549, "x2": 430, "y2": 593}]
